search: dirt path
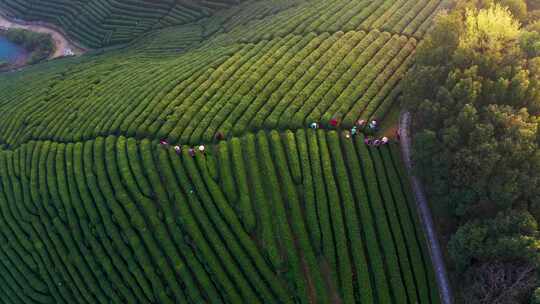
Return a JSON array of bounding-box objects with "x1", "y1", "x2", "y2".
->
[
  {"x1": 399, "y1": 111, "x2": 454, "y2": 304},
  {"x1": 0, "y1": 12, "x2": 85, "y2": 58}
]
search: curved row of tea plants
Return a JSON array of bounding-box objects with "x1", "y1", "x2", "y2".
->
[
  {"x1": 0, "y1": 130, "x2": 439, "y2": 303},
  {"x1": 0, "y1": 29, "x2": 415, "y2": 147},
  {"x1": 0, "y1": 0, "x2": 450, "y2": 302},
  {"x1": 0, "y1": 0, "x2": 246, "y2": 47},
  {"x1": 206, "y1": 0, "x2": 452, "y2": 47}
]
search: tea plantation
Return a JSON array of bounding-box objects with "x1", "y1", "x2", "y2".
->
[
  {"x1": 0, "y1": 0, "x2": 449, "y2": 303},
  {"x1": 0, "y1": 0, "x2": 247, "y2": 47}
]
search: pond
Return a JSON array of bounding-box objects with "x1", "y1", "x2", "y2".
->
[{"x1": 0, "y1": 35, "x2": 25, "y2": 63}]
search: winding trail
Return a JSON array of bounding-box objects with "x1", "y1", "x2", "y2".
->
[
  {"x1": 0, "y1": 12, "x2": 86, "y2": 58},
  {"x1": 399, "y1": 111, "x2": 454, "y2": 304}
]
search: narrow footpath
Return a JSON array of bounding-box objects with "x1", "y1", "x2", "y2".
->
[
  {"x1": 399, "y1": 111, "x2": 454, "y2": 304},
  {"x1": 0, "y1": 12, "x2": 85, "y2": 58}
]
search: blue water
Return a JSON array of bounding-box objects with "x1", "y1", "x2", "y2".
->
[{"x1": 0, "y1": 36, "x2": 24, "y2": 63}]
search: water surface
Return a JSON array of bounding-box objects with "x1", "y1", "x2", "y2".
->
[{"x1": 0, "y1": 36, "x2": 24, "y2": 63}]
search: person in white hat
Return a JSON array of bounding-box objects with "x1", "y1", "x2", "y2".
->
[{"x1": 369, "y1": 120, "x2": 378, "y2": 130}]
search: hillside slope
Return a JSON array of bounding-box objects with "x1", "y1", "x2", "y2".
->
[
  {"x1": 0, "y1": 0, "x2": 247, "y2": 47},
  {"x1": 0, "y1": 0, "x2": 449, "y2": 303}
]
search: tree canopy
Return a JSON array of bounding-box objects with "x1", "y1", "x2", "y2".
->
[
  {"x1": 4, "y1": 28, "x2": 54, "y2": 64},
  {"x1": 403, "y1": 1, "x2": 540, "y2": 302},
  {"x1": 405, "y1": 4, "x2": 540, "y2": 218}
]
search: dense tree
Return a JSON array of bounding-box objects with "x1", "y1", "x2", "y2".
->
[
  {"x1": 405, "y1": 4, "x2": 540, "y2": 218},
  {"x1": 4, "y1": 28, "x2": 54, "y2": 64},
  {"x1": 448, "y1": 211, "x2": 540, "y2": 271},
  {"x1": 501, "y1": 0, "x2": 529, "y2": 20},
  {"x1": 404, "y1": 2, "x2": 540, "y2": 302},
  {"x1": 531, "y1": 287, "x2": 540, "y2": 303},
  {"x1": 461, "y1": 261, "x2": 537, "y2": 304},
  {"x1": 456, "y1": 0, "x2": 530, "y2": 22},
  {"x1": 448, "y1": 211, "x2": 540, "y2": 303}
]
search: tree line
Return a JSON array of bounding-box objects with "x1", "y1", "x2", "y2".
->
[{"x1": 403, "y1": 0, "x2": 540, "y2": 303}]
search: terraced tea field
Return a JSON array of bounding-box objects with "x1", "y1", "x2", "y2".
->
[
  {"x1": 0, "y1": 0, "x2": 247, "y2": 47},
  {"x1": 0, "y1": 0, "x2": 449, "y2": 303}
]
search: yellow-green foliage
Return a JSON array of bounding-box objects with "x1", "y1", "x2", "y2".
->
[{"x1": 0, "y1": 0, "x2": 447, "y2": 302}]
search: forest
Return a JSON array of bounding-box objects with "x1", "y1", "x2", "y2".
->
[{"x1": 404, "y1": 0, "x2": 540, "y2": 302}]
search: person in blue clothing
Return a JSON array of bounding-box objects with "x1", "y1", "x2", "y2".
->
[
  {"x1": 351, "y1": 126, "x2": 358, "y2": 136},
  {"x1": 369, "y1": 119, "x2": 378, "y2": 131}
]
